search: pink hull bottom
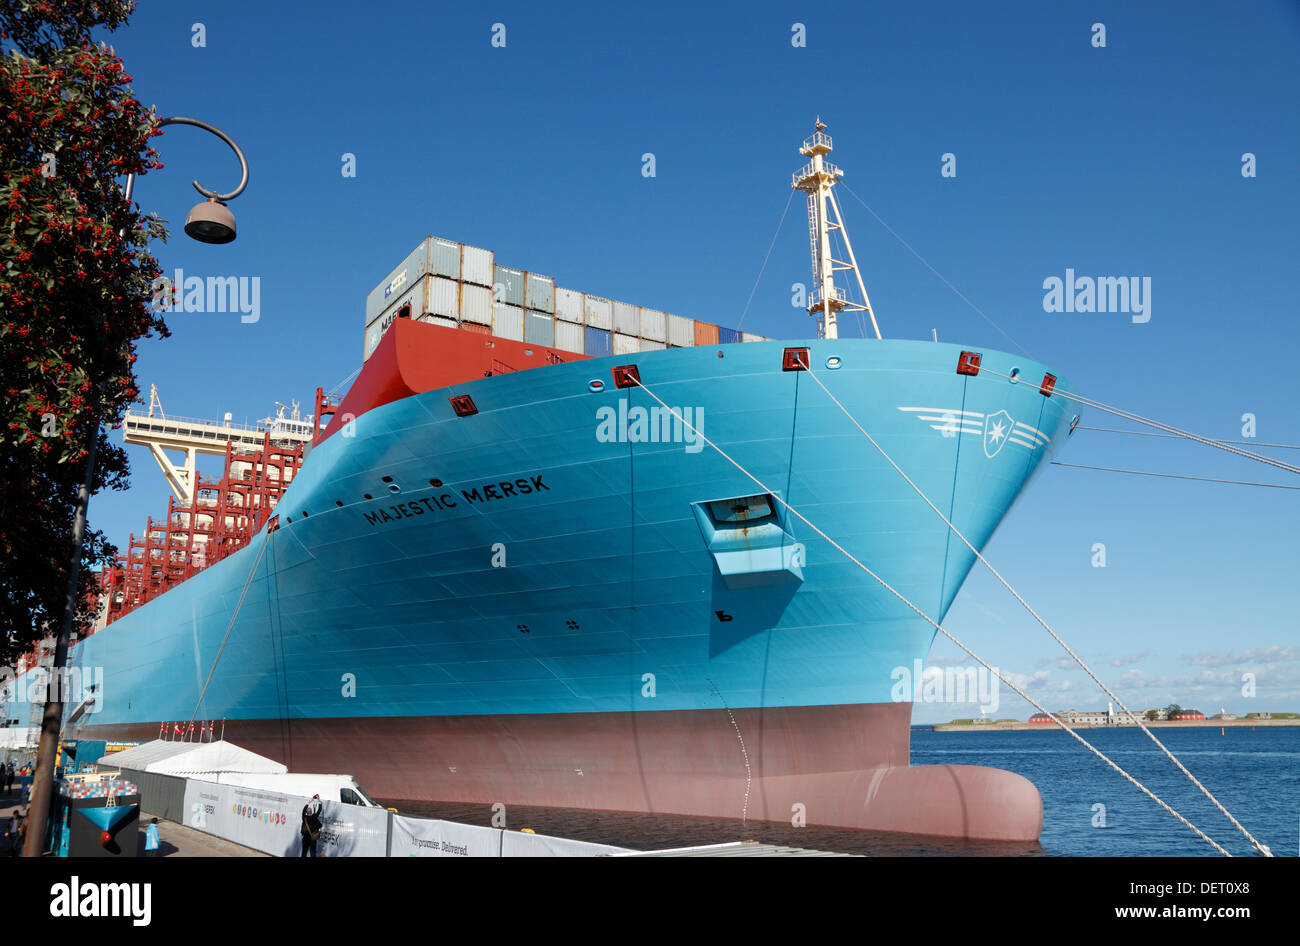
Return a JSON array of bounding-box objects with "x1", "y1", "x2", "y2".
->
[{"x1": 88, "y1": 702, "x2": 1042, "y2": 842}]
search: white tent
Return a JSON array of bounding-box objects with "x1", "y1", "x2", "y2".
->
[{"x1": 97, "y1": 739, "x2": 287, "y2": 777}]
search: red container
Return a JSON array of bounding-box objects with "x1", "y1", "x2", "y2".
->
[{"x1": 693, "y1": 321, "x2": 719, "y2": 346}]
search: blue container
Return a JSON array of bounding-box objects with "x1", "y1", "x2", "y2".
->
[
  {"x1": 584, "y1": 326, "x2": 611, "y2": 357},
  {"x1": 719, "y1": 326, "x2": 742, "y2": 344}
]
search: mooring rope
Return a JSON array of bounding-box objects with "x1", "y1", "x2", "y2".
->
[
  {"x1": 981, "y1": 366, "x2": 1300, "y2": 477},
  {"x1": 630, "y1": 374, "x2": 1237, "y2": 856},
  {"x1": 1052, "y1": 460, "x2": 1300, "y2": 491},
  {"x1": 795, "y1": 361, "x2": 1273, "y2": 856},
  {"x1": 737, "y1": 188, "x2": 796, "y2": 333}
]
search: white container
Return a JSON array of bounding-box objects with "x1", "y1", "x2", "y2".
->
[
  {"x1": 525, "y1": 273, "x2": 555, "y2": 313},
  {"x1": 493, "y1": 302, "x2": 524, "y2": 341},
  {"x1": 554, "y1": 319, "x2": 584, "y2": 354},
  {"x1": 555, "y1": 287, "x2": 584, "y2": 323},
  {"x1": 422, "y1": 315, "x2": 458, "y2": 329},
  {"x1": 742, "y1": 332, "x2": 766, "y2": 342},
  {"x1": 370, "y1": 277, "x2": 426, "y2": 330},
  {"x1": 429, "y1": 238, "x2": 461, "y2": 279},
  {"x1": 667, "y1": 314, "x2": 694, "y2": 347},
  {"x1": 584, "y1": 295, "x2": 612, "y2": 330},
  {"x1": 493, "y1": 265, "x2": 525, "y2": 306},
  {"x1": 363, "y1": 322, "x2": 384, "y2": 361},
  {"x1": 460, "y1": 283, "x2": 493, "y2": 324},
  {"x1": 613, "y1": 301, "x2": 639, "y2": 336},
  {"x1": 638, "y1": 338, "x2": 666, "y2": 351},
  {"x1": 365, "y1": 238, "x2": 430, "y2": 324},
  {"x1": 613, "y1": 332, "x2": 639, "y2": 356},
  {"x1": 461, "y1": 244, "x2": 493, "y2": 287},
  {"x1": 640, "y1": 308, "x2": 666, "y2": 342},
  {"x1": 428, "y1": 276, "x2": 459, "y2": 317}
]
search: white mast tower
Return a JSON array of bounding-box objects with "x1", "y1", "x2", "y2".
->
[{"x1": 791, "y1": 119, "x2": 881, "y2": 340}]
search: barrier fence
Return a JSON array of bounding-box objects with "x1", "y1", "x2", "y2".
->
[{"x1": 171, "y1": 777, "x2": 627, "y2": 857}]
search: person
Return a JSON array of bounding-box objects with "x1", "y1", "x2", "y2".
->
[
  {"x1": 144, "y1": 817, "x2": 160, "y2": 857},
  {"x1": 7, "y1": 810, "x2": 22, "y2": 858},
  {"x1": 300, "y1": 794, "x2": 322, "y2": 857}
]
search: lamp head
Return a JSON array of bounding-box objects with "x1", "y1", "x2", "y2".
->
[{"x1": 184, "y1": 198, "x2": 236, "y2": 244}]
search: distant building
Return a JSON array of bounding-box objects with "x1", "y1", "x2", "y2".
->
[{"x1": 1030, "y1": 709, "x2": 1112, "y2": 725}]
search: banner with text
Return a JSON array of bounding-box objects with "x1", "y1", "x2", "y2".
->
[
  {"x1": 390, "y1": 814, "x2": 503, "y2": 857},
  {"x1": 183, "y1": 780, "x2": 304, "y2": 857}
]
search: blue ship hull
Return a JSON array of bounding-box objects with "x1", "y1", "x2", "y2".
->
[{"x1": 63, "y1": 337, "x2": 1073, "y2": 839}]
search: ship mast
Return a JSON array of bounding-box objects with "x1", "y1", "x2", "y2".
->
[{"x1": 791, "y1": 119, "x2": 881, "y2": 340}]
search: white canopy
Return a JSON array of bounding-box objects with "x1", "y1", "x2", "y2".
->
[{"x1": 97, "y1": 739, "x2": 287, "y2": 777}]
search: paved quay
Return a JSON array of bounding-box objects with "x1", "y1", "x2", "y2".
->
[{"x1": 2, "y1": 788, "x2": 264, "y2": 857}]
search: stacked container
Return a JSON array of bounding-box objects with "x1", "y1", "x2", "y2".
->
[{"x1": 364, "y1": 236, "x2": 765, "y2": 363}]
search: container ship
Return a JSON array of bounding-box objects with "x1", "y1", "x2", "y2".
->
[{"x1": 6, "y1": 123, "x2": 1076, "y2": 841}]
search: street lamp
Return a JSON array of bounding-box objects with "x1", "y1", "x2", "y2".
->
[
  {"x1": 125, "y1": 116, "x2": 250, "y2": 244},
  {"x1": 22, "y1": 115, "x2": 249, "y2": 857}
]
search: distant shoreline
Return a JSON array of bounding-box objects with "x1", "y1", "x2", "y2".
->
[{"x1": 930, "y1": 718, "x2": 1300, "y2": 732}]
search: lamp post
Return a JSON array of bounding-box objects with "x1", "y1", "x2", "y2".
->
[{"x1": 22, "y1": 116, "x2": 249, "y2": 857}]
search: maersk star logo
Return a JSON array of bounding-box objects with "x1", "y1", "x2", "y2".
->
[
  {"x1": 983, "y1": 409, "x2": 1014, "y2": 459},
  {"x1": 896, "y1": 406, "x2": 1048, "y2": 457}
]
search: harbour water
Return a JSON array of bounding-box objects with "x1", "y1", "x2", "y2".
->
[{"x1": 378, "y1": 727, "x2": 1298, "y2": 856}]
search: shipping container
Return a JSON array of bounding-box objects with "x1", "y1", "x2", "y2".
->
[
  {"x1": 429, "y1": 238, "x2": 461, "y2": 279},
  {"x1": 459, "y1": 320, "x2": 491, "y2": 336},
  {"x1": 461, "y1": 244, "x2": 493, "y2": 287},
  {"x1": 667, "y1": 314, "x2": 694, "y2": 347},
  {"x1": 638, "y1": 338, "x2": 666, "y2": 352},
  {"x1": 428, "y1": 276, "x2": 459, "y2": 317},
  {"x1": 585, "y1": 326, "x2": 611, "y2": 357},
  {"x1": 493, "y1": 265, "x2": 525, "y2": 306},
  {"x1": 369, "y1": 277, "x2": 427, "y2": 331},
  {"x1": 613, "y1": 332, "x2": 639, "y2": 356},
  {"x1": 363, "y1": 323, "x2": 383, "y2": 361},
  {"x1": 422, "y1": 315, "x2": 458, "y2": 329},
  {"x1": 584, "y1": 295, "x2": 613, "y2": 330},
  {"x1": 742, "y1": 331, "x2": 766, "y2": 343},
  {"x1": 555, "y1": 287, "x2": 583, "y2": 323},
  {"x1": 525, "y1": 272, "x2": 555, "y2": 313},
  {"x1": 719, "y1": 326, "x2": 742, "y2": 344},
  {"x1": 493, "y1": 303, "x2": 524, "y2": 341},
  {"x1": 365, "y1": 238, "x2": 430, "y2": 324},
  {"x1": 554, "y1": 319, "x2": 584, "y2": 354},
  {"x1": 640, "y1": 308, "x2": 666, "y2": 342},
  {"x1": 694, "y1": 321, "x2": 719, "y2": 346},
  {"x1": 460, "y1": 283, "x2": 493, "y2": 324},
  {"x1": 613, "y1": 301, "x2": 639, "y2": 336},
  {"x1": 524, "y1": 310, "x2": 554, "y2": 346}
]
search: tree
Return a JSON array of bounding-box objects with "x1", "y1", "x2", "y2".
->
[{"x1": 0, "y1": 0, "x2": 168, "y2": 664}]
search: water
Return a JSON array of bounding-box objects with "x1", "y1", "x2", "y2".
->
[{"x1": 377, "y1": 726, "x2": 1299, "y2": 856}]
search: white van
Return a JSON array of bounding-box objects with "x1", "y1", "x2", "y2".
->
[{"x1": 206, "y1": 772, "x2": 382, "y2": 808}]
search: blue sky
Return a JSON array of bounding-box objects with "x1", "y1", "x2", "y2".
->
[{"x1": 91, "y1": 1, "x2": 1299, "y2": 721}]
